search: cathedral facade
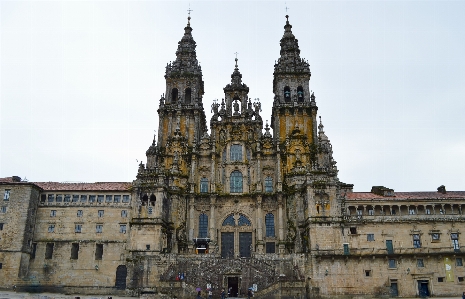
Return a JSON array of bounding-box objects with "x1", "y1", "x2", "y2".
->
[{"x1": 1, "y1": 16, "x2": 465, "y2": 299}]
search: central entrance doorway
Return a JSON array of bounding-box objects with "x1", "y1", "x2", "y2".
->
[{"x1": 227, "y1": 276, "x2": 239, "y2": 298}]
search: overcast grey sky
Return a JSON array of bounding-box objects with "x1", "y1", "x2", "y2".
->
[{"x1": 1, "y1": 1, "x2": 464, "y2": 192}]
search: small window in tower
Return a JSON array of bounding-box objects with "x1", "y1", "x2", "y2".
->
[
  {"x1": 265, "y1": 177, "x2": 273, "y2": 193},
  {"x1": 171, "y1": 88, "x2": 178, "y2": 103},
  {"x1": 297, "y1": 86, "x2": 304, "y2": 102},
  {"x1": 185, "y1": 88, "x2": 192, "y2": 104},
  {"x1": 200, "y1": 178, "x2": 209, "y2": 193},
  {"x1": 149, "y1": 194, "x2": 156, "y2": 206},
  {"x1": 284, "y1": 86, "x2": 291, "y2": 102}
]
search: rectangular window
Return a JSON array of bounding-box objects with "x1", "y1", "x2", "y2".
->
[
  {"x1": 459, "y1": 277, "x2": 464, "y2": 282},
  {"x1": 356, "y1": 209, "x2": 362, "y2": 215},
  {"x1": 0, "y1": 223, "x2": 3, "y2": 230},
  {"x1": 72, "y1": 195, "x2": 79, "y2": 202},
  {"x1": 266, "y1": 242, "x2": 275, "y2": 254},
  {"x1": 148, "y1": 207, "x2": 153, "y2": 214},
  {"x1": 417, "y1": 259, "x2": 424, "y2": 267},
  {"x1": 71, "y1": 243, "x2": 79, "y2": 259},
  {"x1": 75, "y1": 224, "x2": 82, "y2": 233},
  {"x1": 123, "y1": 195, "x2": 130, "y2": 203},
  {"x1": 98, "y1": 210, "x2": 104, "y2": 217},
  {"x1": 95, "y1": 244, "x2": 103, "y2": 260},
  {"x1": 1, "y1": 206, "x2": 6, "y2": 213},
  {"x1": 365, "y1": 270, "x2": 371, "y2": 277},
  {"x1": 121, "y1": 210, "x2": 127, "y2": 217},
  {"x1": 367, "y1": 234, "x2": 375, "y2": 241},
  {"x1": 45, "y1": 243, "x2": 54, "y2": 259},
  {"x1": 0, "y1": 263, "x2": 2, "y2": 269},
  {"x1": 114, "y1": 195, "x2": 121, "y2": 203},
  {"x1": 31, "y1": 243, "x2": 37, "y2": 259},
  {"x1": 368, "y1": 209, "x2": 374, "y2": 215},
  {"x1": 146, "y1": 244, "x2": 150, "y2": 250},
  {"x1": 388, "y1": 259, "x2": 396, "y2": 268},
  {"x1": 77, "y1": 210, "x2": 83, "y2": 217},
  {"x1": 48, "y1": 194, "x2": 54, "y2": 202},
  {"x1": 343, "y1": 243, "x2": 350, "y2": 255},
  {"x1": 80, "y1": 195, "x2": 87, "y2": 203},
  {"x1": 432, "y1": 233, "x2": 440, "y2": 241},
  {"x1": 40, "y1": 194, "x2": 46, "y2": 203},
  {"x1": 64, "y1": 195, "x2": 71, "y2": 202},
  {"x1": 48, "y1": 224, "x2": 55, "y2": 233},
  {"x1": 438, "y1": 277, "x2": 444, "y2": 282},
  {"x1": 50, "y1": 210, "x2": 56, "y2": 217},
  {"x1": 56, "y1": 195, "x2": 62, "y2": 202},
  {"x1": 413, "y1": 234, "x2": 421, "y2": 248},
  {"x1": 89, "y1": 195, "x2": 96, "y2": 203},
  {"x1": 97, "y1": 195, "x2": 104, "y2": 203},
  {"x1": 96, "y1": 224, "x2": 103, "y2": 233},
  {"x1": 457, "y1": 258, "x2": 463, "y2": 266},
  {"x1": 349, "y1": 227, "x2": 357, "y2": 234},
  {"x1": 106, "y1": 195, "x2": 113, "y2": 203},
  {"x1": 409, "y1": 209, "x2": 416, "y2": 215},
  {"x1": 120, "y1": 224, "x2": 127, "y2": 234},
  {"x1": 3, "y1": 189, "x2": 10, "y2": 201},
  {"x1": 452, "y1": 233, "x2": 460, "y2": 251}
]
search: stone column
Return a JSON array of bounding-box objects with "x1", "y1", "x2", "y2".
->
[
  {"x1": 256, "y1": 195, "x2": 264, "y2": 253},
  {"x1": 188, "y1": 196, "x2": 195, "y2": 242},
  {"x1": 209, "y1": 195, "x2": 216, "y2": 241}
]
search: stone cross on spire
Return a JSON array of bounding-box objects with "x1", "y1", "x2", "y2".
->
[{"x1": 187, "y1": 5, "x2": 193, "y2": 25}]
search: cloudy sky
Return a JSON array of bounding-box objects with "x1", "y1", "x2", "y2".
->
[{"x1": 1, "y1": 0, "x2": 464, "y2": 192}]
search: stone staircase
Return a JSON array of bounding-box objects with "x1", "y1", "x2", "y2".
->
[{"x1": 159, "y1": 254, "x2": 304, "y2": 299}]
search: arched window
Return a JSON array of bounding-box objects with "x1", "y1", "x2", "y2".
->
[
  {"x1": 238, "y1": 214, "x2": 251, "y2": 226},
  {"x1": 265, "y1": 177, "x2": 273, "y2": 193},
  {"x1": 230, "y1": 144, "x2": 242, "y2": 161},
  {"x1": 284, "y1": 86, "x2": 291, "y2": 102},
  {"x1": 149, "y1": 194, "x2": 156, "y2": 206},
  {"x1": 199, "y1": 213, "x2": 208, "y2": 238},
  {"x1": 142, "y1": 194, "x2": 148, "y2": 206},
  {"x1": 297, "y1": 86, "x2": 304, "y2": 102},
  {"x1": 230, "y1": 170, "x2": 243, "y2": 193},
  {"x1": 223, "y1": 215, "x2": 235, "y2": 226},
  {"x1": 185, "y1": 87, "x2": 191, "y2": 104},
  {"x1": 200, "y1": 178, "x2": 208, "y2": 193},
  {"x1": 171, "y1": 88, "x2": 178, "y2": 103},
  {"x1": 265, "y1": 213, "x2": 275, "y2": 237}
]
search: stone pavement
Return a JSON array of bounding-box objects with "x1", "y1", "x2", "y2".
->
[{"x1": 0, "y1": 292, "x2": 462, "y2": 299}]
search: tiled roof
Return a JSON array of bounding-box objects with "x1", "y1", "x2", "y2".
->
[
  {"x1": 34, "y1": 182, "x2": 132, "y2": 191},
  {"x1": 347, "y1": 191, "x2": 465, "y2": 201}
]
